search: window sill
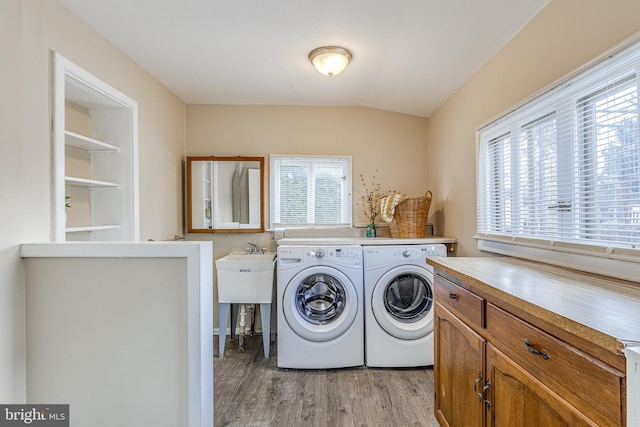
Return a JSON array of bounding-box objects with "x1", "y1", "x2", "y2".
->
[{"x1": 476, "y1": 237, "x2": 640, "y2": 284}]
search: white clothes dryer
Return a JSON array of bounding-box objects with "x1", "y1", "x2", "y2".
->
[
  {"x1": 363, "y1": 244, "x2": 447, "y2": 367},
  {"x1": 276, "y1": 245, "x2": 364, "y2": 369}
]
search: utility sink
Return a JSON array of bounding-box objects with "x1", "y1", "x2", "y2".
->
[
  {"x1": 215, "y1": 252, "x2": 277, "y2": 303},
  {"x1": 216, "y1": 251, "x2": 277, "y2": 358}
]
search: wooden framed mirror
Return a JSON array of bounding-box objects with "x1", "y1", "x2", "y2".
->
[{"x1": 186, "y1": 156, "x2": 264, "y2": 233}]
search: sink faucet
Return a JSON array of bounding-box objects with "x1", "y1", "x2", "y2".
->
[{"x1": 243, "y1": 242, "x2": 263, "y2": 254}]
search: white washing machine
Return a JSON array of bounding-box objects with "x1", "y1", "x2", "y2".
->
[
  {"x1": 363, "y1": 244, "x2": 447, "y2": 367},
  {"x1": 277, "y1": 245, "x2": 364, "y2": 369}
]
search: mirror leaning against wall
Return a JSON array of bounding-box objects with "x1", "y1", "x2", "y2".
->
[{"x1": 186, "y1": 156, "x2": 265, "y2": 233}]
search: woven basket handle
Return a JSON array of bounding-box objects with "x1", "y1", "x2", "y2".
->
[{"x1": 424, "y1": 190, "x2": 433, "y2": 199}]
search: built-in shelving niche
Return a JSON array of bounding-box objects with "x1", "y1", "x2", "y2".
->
[{"x1": 51, "y1": 52, "x2": 139, "y2": 241}]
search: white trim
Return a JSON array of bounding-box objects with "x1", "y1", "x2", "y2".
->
[
  {"x1": 625, "y1": 347, "x2": 640, "y2": 427},
  {"x1": 186, "y1": 241, "x2": 214, "y2": 427}
]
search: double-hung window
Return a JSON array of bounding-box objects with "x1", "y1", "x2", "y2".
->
[
  {"x1": 270, "y1": 155, "x2": 352, "y2": 228},
  {"x1": 477, "y1": 37, "x2": 640, "y2": 275}
]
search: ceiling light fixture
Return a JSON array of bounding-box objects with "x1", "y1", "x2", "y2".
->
[{"x1": 308, "y1": 46, "x2": 353, "y2": 77}]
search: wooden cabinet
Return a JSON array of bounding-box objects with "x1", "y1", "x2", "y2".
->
[
  {"x1": 434, "y1": 304, "x2": 484, "y2": 427},
  {"x1": 51, "y1": 52, "x2": 139, "y2": 241},
  {"x1": 434, "y1": 274, "x2": 625, "y2": 427}
]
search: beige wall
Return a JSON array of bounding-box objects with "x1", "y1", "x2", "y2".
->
[
  {"x1": 187, "y1": 105, "x2": 430, "y2": 226},
  {"x1": 186, "y1": 105, "x2": 429, "y2": 328},
  {"x1": 427, "y1": 0, "x2": 640, "y2": 256},
  {"x1": 0, "y1": 0, "x2": 185, "y2": 402}
]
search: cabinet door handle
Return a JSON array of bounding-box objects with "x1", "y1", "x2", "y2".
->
[
  {"x1": 523, "y1": 338, "x2": 551, "y2": 360},
  {"x1": 448, "y1": 292, "x2": 460, "y2": 300},
  {"x1": 482, "y1": 380, "x2": 492, "y2": 411},
  {"x1": 473, "y1": 372, "x2": 483, "y2": 401}
]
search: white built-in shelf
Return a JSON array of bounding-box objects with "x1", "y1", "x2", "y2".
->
[
  {"x1": 64, "y1": 130, "x2": 120, "y2": 152},
  {"x1": 66, "y1": 225, "x2": 120, "y2": 233},
  {"x1": 65, "y1": 176, "x2": 120, "y2": 188},
  {"x1": 52, "y1": 52, "x2": 139, "y2": 242}
]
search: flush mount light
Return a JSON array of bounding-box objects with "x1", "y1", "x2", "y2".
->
[{"x1": 308, "y1": 46, "x2": 353, "y2": 77}]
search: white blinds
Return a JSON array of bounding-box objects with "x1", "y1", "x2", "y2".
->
[
  {"x1": 270, "y1": 155, "x2": 352, "y2": 228},
  {"x1": 477, "y1": 38, "x2": 640, "y2": 255}
]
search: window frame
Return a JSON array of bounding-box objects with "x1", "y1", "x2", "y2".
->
[{"x1": 269, "y1": 154, "x2": 352, "y2": 229}]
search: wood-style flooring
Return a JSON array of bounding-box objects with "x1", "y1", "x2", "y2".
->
[{"x1": 214, "y1": 335, "x2": 439, "y2": 427}]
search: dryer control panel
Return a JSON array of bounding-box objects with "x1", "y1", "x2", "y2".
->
[{"x1": 364, "y1": 244, "x2": 447, "y2": 266}]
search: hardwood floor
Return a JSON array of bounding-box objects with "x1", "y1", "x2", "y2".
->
[{"x1": 214, "y1": 335, "x2": 440, "y2": 427}]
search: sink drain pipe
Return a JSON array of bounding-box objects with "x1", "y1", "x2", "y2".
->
[
  {"x1": 238, "y1": 304, "x2": 257, "y2": 351},
  {"x1": 238, "y1": 304, "x2": 247, "y2": 351}
]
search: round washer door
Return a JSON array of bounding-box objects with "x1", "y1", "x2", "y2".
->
[
  {"x1": 371, "y1": 265, "x2": 434, "y2": 340},
  {"x1": 282, "y1": 265, "x2": 358, "y2": 342}
]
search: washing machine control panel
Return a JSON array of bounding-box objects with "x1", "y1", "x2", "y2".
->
[
  {"x1": 333, "y1": 247, "x2": 361, "y2": 258},
  {"x1": 279, "y1": 245, "x2": 363, "y2": 265},
  {"x1": 304, "y1": 246, "x2": 362, "y2": 264}
]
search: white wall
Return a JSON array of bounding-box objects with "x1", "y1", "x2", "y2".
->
[{"x1": 0, "y1": 0, "x2": 186, "y2": 402}]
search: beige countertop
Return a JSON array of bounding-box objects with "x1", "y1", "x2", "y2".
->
[{"x1": 426, "y1": 256, "x2": 640, "y2": 354}]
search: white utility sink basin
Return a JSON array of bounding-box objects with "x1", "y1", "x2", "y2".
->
[
  {"x1": 225, "y1": 252, "x2": 278, "y2": 262},
  {"x1": 215, "y1": 252, "x2": 276, "y2": 303}
]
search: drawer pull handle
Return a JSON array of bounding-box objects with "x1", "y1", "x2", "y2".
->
[
  {"x1": 523, "y1": 338, "x2": 551, "y2": 360},
  {"x1": 448, "y1": 292, "x2": 460, "y2": 300}
]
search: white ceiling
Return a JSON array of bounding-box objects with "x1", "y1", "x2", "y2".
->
[{"x1": 58, "y1": 0, "x2": 549, "y2": 118}]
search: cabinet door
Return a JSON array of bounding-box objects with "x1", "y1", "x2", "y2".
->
[
  {"x1": 486, "y1": 344, "x2": 598, "y2": 427},
  {"x1": 435, "y1": 303, "x2": 484, "y2": 427}
]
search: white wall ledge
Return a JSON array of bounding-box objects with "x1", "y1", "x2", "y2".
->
[{"x1": 21, "y1": 241, "x2": 211, "y2": 258}]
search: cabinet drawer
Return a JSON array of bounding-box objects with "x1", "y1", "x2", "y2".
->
[
  {"x1": 486, "y1": 303, "x2": 624, "y2": 426},
  {"x1": 435, "y1": 275, "x2": 483, "y2": 328}
]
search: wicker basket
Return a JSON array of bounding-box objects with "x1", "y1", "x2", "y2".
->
[{"x1": 389, "y1": 191, "x2": 432, "y2": 238}]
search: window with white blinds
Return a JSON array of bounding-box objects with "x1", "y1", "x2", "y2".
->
[
  {"x1": 270, "y1": 155, "x2": 352, "y2": 228},
  {"x1": 477, "y1": 38, "x2": 640, "y2": 262}
]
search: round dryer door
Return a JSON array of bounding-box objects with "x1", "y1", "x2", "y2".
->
[
  {"x1": 371, "y1": 265, "x2": 434, "y2": 340},
  {"x1": 282, "y1": 265, "x2": 358, "y2": 342}
]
